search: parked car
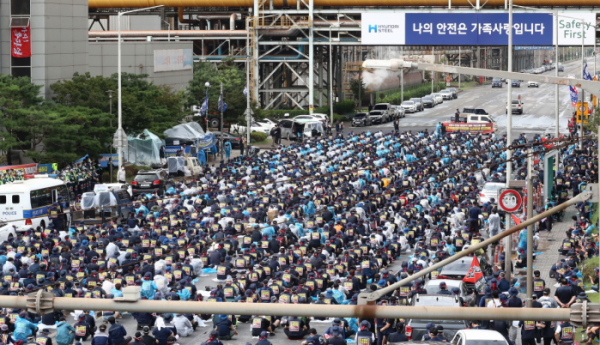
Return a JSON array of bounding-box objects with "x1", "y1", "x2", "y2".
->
[
  {"x1": 352, "y1": 112, "x2": 372, "y2": 127},
  {"x1": 558, "y1": 64, "x2": 564, "y2": 72},
  {"x1": 230, "y1": 122, "x2": 270, "y2": 135},
  {"x1": 451, "y1": 330, "x2": 509, "y2": 345},
  {"x1": 391, "y1": 105, "x2": 406, "y2": 118},
  {"x1": 492, "y1": 77, "x2": 503, "y2": 88},
  {"x1": 131, "y1": 169, "x2": 175, "y2": 196},
  {"x1": 528, "y1": 81, "x2": 539, "y2": 88},
  {"x1": 479, "y1": 182, "x2": 505, "y2": 204},
  {"x1": 440, "y1": 90, "x2": 453, "y2": 100},
  {"x1": 279, "y1": 118, "x2": 324, "y2": 141},
  {"x1": 401, "y1": 101, "x2": 418, "y2": 113},
  {"x1": 511, "y1": 80, "x2": 521, "y2": 87},
  {"x1": 447, "y1": 87, "x2": 458, "y2": 99},
  {"x1": 506, "y1": 99, "x2": 524, "y2": 114},
  {"x1": 371, "y1": 103, "x2": 395, "y2": 121},
  {"x1": 368, "y1": 110, "x2": 388, "y2": 124},
  {"x1": 212, "y1": 131, "x2": 242, "y2": 148},
  {"x1": 409, "y1": 98, "x2": 424, "y2": 112},
  {"x1": 432, "y1": 93, "x2": 444, "y2": 105},
  {"x1": 439, "y1": 256, "x2": 492, "y2": 283},
  {"x1": 421, "y1": 96, "x2": 435, "y2": 108},
  {"x1": 309, "y1": 113, "x2": 330, "y2": 124},
  {"x1": 407, "y1": 296, "x2": 468, "y2": 341}
]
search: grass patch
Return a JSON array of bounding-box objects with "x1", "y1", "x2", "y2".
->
[
  {"x1": 455, "y1": 81, "x2": 480, "y2": 91},
  {"x1": 251, "y1": 138, "x2": 271, "y2": 145}
]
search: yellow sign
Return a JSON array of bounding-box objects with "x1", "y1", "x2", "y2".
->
[
  {"x1": 594, "y1": 95, "x2": 598, "y2": 107},
  {"x1": 576, "y1": 101, "x2": 589, "y2": 124}
]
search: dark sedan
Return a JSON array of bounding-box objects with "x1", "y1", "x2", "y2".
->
[
  {"x1": 421, "y1": 96, "x2": 435, "y2": 108},
  {"x1": 352, "y1": 113, "x2": 372, "y2": 127},
  {"x1": 213, "y1": 131, "x2": 242, "y2": 148}
]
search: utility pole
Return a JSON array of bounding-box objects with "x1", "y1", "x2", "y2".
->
[
  {"x1": 219, "y1": 82, "x2": 224, "y2": 159},
  {"x1": 581, "y1": 19, "x2": 585, "y2": 149},
  {"x1": 504, "y1": 0, "x2": 514, "y2": 284},
  {"x1": 526, "y1": 147, "x2": 534, "y2": 307},
  {"x1": 107, "y1": 90, "x2": 114, "y2": 183},
  {"x1": 555, "y1": 10, "x2": 559, "y2": 139},
  {"x1": 431, "y1": 46, "x2": 435, "y2": 94}
]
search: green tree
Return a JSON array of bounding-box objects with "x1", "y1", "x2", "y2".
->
[
  {"x1": 26, "y1": 106, "x2": 112, "y2": 165},
  {"x1": 584, "y1": 106, "x2": 600, "y2": 133},
  {"x1": 50, "y1": 72, "x2": 185, "y2": 137},
  {"x1": 0, "y1": 75, "x2": 44, "y2": 164},
  {"x1": 187, "y1": 57, "x2": 248, "y2": 128}
]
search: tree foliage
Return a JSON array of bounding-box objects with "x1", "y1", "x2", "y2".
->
[
  {"x1": 50, "y1": 72, "x2": 185, "y2": 137},
  {"x1": 187, "y1": 57, "x2": 248, "y2": 127},
  {"x1": 350, "y1": 78, "x2": 366, "y2": 102}
]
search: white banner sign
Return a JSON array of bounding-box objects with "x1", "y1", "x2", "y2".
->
[
  {"x1": 554, "y1": 13, "x2": 596, "y2": 46},
  {"x1": 361, "y1": 13, "x2": 406, "y2": 45},
  {"x1": 154, "y1": 49, "x2": 193, "y2": 72}
]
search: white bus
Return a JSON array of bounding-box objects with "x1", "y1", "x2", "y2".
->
[{"x1": 0, "y1": 176, "x2": 72, "y2": 241}]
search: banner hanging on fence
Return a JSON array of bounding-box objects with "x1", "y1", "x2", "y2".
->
[{"x1": 442, "y1": 122, "x2": 494, "y2": 133}]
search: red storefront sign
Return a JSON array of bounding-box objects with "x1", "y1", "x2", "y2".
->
[{"x1": 11, "y1": 25, "x2": 31, "y2": 58}]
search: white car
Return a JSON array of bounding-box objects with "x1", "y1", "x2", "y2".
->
[
  {"x1": 230, "y1": 122, "x2": 270, "y2": 135},
  {"x1": 527, "y1": 81, "x2": 539, "y2": 88},
  {"x1": 401, "y1": 101, "x2": 417, "y2": 113},
  {"x1": 451, "y1": 330, "x2": 509, "y2": 345},
  {"x1": 479, "y1": 182, "x2": 505, "y2": 204},
  {"x1": 432, "y1": 93, "x2": 444, "y2": 105},
  {"x1": 255, "y1": 118, "x2": 277, "y2": 131},
  {"x1": 440, "y1": 90, "x2": 453, "y2": 100}
]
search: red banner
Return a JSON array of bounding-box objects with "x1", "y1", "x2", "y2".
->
[
  {"x1": 11, "y1": 25, "x2": 30, "y2": 58},
  {"x1": 463, "y1": 255, "x2": 487, "y2": 293},
  {"x1": 443, "y1": 122, "x2": 494, "y2": 134}
]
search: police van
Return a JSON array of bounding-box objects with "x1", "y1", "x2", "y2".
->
[{"x1": 0, "y1": 175, "x2": 72, "y2": 240}]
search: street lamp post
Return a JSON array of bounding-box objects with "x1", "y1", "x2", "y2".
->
[
  {"x1": 205, "y1": 81, "x2": 213, "y2": 155},
  {"x1": 117, "y1": 5, "x2": 164, "y2": 170},
  {"x1": 163, "y1": 20, "x2": 171, "y2": 42},
  {"x1": 107, "y1": 90, "x2": 114, "y2": 183}
]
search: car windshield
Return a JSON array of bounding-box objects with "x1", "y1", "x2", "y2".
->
[
  {"x1": 135, "y1": 174, "x2": 158, "y2": 182},
  {"x1": 402, "y1": 101, "x2": 414, "y2": 105},
  {"x1": 410, "y1": 98, "x2": 420, "y2": 102},
  {"x1": 483, "y1": 184, "x2": 504, "y2": 192},
  {"x1": 441, "y1": 258, "x2": 473, "y2": 273},
  {"x1": 373, "y1": 105, "x2": 387, "y2": 110},
  {"x1": 492, "y1": 77, "x2": 501, "y2": 82},
  {"x1": 441, "y1": 91, "x2": 450, "y2": 94},
  {"x1": 354, "y1": 114, "x2": 366, "y2": 118},
  {"x1": 512, "y1": 100, "x2": 520, "y2": 104},
  {"x1": 423, "y1": 97, "x2": 432, "y2": 101}
]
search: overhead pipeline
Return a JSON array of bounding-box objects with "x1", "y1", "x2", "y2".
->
[{"x1": 89, "y1": 0, "x2": 600, "y2": 8}]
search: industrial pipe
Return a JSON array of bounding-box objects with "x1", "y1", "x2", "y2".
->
[
  {"x1": 89, "y1": 0, "x2": 600, "y2": 8},
  {"x1": 2, "y1": 295, "x2": 572, "y2": 321},
  {"x1": 358, "y1": 191, "x2": 592, "y2": 304},
  {"x1": 178, "y1": 7, "x2": 198, "y2": 25},
  {"x1": 88, "y1": 30, "x2": 248, "y2": 37}
]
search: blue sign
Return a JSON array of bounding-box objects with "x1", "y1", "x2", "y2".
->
[
  {"x1": 404, "y1": 13, "x2": 553, "y2": 46},
  {"x1": 23, "y1": 207, "x2": 48, "y2": 219},
  {"x1": 405, "y1": 13, "x2": 478, "y2": 45},
  {"x1": 98, "y1": 154, "x2": 118, "y2": 168}
]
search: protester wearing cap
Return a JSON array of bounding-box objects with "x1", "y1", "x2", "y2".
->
[
  {"x1": 55, "y1": 316, "x2": 76, "y2": 345},
  {"x1": 215, "y1": 314, "x2": 237, "y2": 340},
  {"x1": 108, "y1": 316, "x2": 132, "y2": 345},
  {"x1": 14, "y1": 311, "x2": 37, "y2": 343},
  {"x1": 129, "y1": 332, "x2": 145, "y2": 345},
  {"x1": 92, "y1": 324, "x2": 111, "y2": 345},
  {"x1": 202, "y1": 330, "x2": 224, "y2": 345},
  {"x1": 355, "y1": 320, "x2": 375, "y2": 345}
]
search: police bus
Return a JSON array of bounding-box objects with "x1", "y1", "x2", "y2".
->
[{"x1": 0, "y1": 175, "x2": 72, "y2": 241}]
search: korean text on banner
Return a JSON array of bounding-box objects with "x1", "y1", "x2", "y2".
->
[
  {"x1": 0, "y1": 163, "x2": 37, "y2": 174},
  {"x1": 11, "y1": 25, "x2": 30, "y2": 58},
  {"x1": 442, "y1": 122, "x2": 494, "y2": 134},
  {"x1": 154, "y1": 49, "x2": 193, "y2": 72}
]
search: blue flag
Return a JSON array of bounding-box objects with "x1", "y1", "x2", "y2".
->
[
  {"x1": 200, "y1": 89, "x2": 208, "y2": 116},
  {"x1": 584, "y1": 62, "x2": 593, "y2": 81},
  {"x1": 218, "y1": 91, "x2": 227, "y2": 112}
]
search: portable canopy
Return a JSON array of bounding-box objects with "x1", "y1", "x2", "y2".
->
[{"x1": 127, "y1": 129, "x2": 163, "y2": 166}]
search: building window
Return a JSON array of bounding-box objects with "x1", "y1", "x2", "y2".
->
[{"x1": 11, "y1": 1, "x2": 30, "y2": 16}]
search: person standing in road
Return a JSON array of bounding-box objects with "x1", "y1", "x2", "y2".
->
[
  {"x1": 117, "y1": 166, "x2": 126, "y2": 184},
  {"x1": 488, "y1": 209, "x2": 501, "y2": 239},
  {"x1": 454, "y1": 109, "x2": 460, "y2": 123},
  {"x1": 393, "y1": 119, "x2": 399, "y2": 133},
  {"x1": 240, "y1": 136, "x2": 246, "y2": 156}
]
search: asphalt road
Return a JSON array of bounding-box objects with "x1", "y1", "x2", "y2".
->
[{"x1": 342, "y1": 56, "x2": 599, "y2": 138}]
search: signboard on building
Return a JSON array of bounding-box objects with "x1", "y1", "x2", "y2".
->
[
  {"x1": 11, "y1": 25, "x2": 30, "y2": 58},
  {"x1": 362, "y1": 12, "x2": 595, "y2": 46},
  {"x1": 362, "y1": 12, "x2": 553, "y2": 46},
  {"x1": 154, "y1": 49, "x2": 193, "y2": 72},
  {"x1": 554, "y1": 13, "x2": 595, "y2": 46}
]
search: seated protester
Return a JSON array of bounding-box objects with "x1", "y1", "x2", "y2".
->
[
  {"x1": 436, "y1": 281, "x2": 452, "y2": 295},
  {"x1": 214, "y1": 314, "x2": 237, "y2": 340},
  {"x1": 284, "y1": 316, "x2": 309, "y2": 340},
  {"x1": 257, "y1": 331, "x2": 273, "y2": 345},
  {"x1": 201, "y1": 330, "x2": 224, "y2": 345},
  {"x1": 326, "y1": 327, "x2": 347, "y2": 345},
  {"x1": 91, "y1": 324, "x2": 111, "y2": 345}
]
